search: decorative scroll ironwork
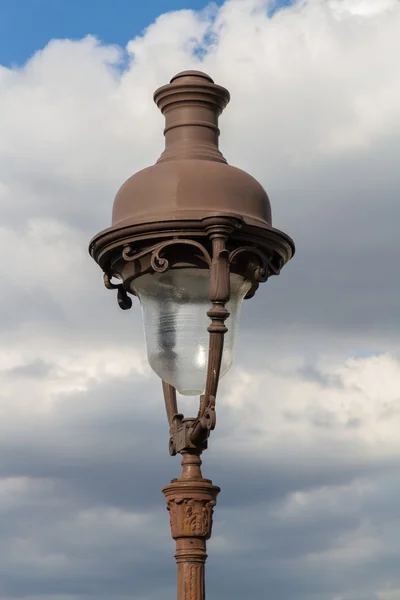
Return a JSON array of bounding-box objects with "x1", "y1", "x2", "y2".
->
[
  {"x1": 103, "y1": 273, "x2": 132, "y2": 310},
  {"x1": 103, "y1": 238, "x2": 277, "y2": 316},
  {"x1": 103, "y1": 238, "x2": 212, "y2": 310},
  {"x1": 122, "y1": 239, "x2": 212, "y2": 272},
  {"x1": 228, "y1": 245, "x2": 275, "y2": 281}
]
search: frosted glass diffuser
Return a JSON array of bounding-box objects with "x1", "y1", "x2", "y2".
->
[{"x1": 132, "y1": 268, "x2": 251, "y2": 396}]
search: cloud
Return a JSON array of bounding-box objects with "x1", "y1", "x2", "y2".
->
[{"x1": 0, "y1": 0, "x2": 400, "y2": 598}]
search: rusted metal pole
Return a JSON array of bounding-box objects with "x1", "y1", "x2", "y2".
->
[{"x1": 163, "y1": 452, "x2": 220, "y2": 600}]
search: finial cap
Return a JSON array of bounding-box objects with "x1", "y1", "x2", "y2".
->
[
  {"x1": 170, "y1": 70, "x2": 214, "y2": 83},
  {"x1": 154, "y1": 70, "x2": 230, "y2": 114}
]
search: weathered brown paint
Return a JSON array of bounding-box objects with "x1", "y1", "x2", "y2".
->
[
  {"x1": 89, "y1": 71, "x2": 294, "y2": 273},
  {"x1": 163, "y1": 452, "x2": 219, "y2": 600},
  {"x1": 89, "y1": 71, "x2": 295, "y2": 600}
]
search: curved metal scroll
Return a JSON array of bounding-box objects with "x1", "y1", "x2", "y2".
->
[
  {"x1": 103, "y1": 273, "x2": 132, "y2": 310},
  {"x1": 103, "y1": 238, "x2": 212, "y2": 311},
  {"x1": 228, "y1": 246, "x2": 273, "y2": 281},
  {"x1": 122, "y1": 239, "x2": 212, "y2": 272}
]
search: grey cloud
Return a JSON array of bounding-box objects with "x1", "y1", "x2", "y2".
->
[
  {"x1": 1, "y1": 1, "x2": 400, "y2": 599},
  {"x1": 0, "y1": 281, "x2": 66, "y2": 331},
  {"x1": 294, "y1": 364, "x2": 344, "y2": 389},
  {"x1": 0, "y1": 369, "x2": 399, "y2": 599},
  {"x1": 6, "y1": 359, "x2": 53, "y2": 379}
]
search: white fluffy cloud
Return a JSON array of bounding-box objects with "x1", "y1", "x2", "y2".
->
[{"x1": 1, "y1": 0, "x2": 400, "y2": 598}]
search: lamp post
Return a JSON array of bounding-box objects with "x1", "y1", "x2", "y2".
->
[{"x1": 89, "y1": 71, "x2": 294, "y2": 600}]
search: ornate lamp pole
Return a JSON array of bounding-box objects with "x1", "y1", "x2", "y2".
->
[{"x1": 89, "y1": 71, "x2": 294, "y2": 600}]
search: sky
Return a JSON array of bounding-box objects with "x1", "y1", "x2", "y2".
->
[
  {"x1": 0, "y1": 0, "x2": 224, "y2": 67},
  {"x1": 0, "y1": 0, "x2": 400, "y2": 599}
]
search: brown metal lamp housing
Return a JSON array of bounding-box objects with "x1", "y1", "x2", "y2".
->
[{"x1": 89, "y1": 71, "x2": 294, "y2": 600}]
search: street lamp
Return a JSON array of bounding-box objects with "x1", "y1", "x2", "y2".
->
[{"x1": 89, "y1": 71, "x2": 294, "y2": 600}]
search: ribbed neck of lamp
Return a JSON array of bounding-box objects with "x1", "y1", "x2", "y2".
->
[{"x1": 153, "y1": 71, "x2": 230, "y2": 164}]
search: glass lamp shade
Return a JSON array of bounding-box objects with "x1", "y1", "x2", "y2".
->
[{"x1": 132, "y1": 268, "x2": 251, "y2": 396}]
